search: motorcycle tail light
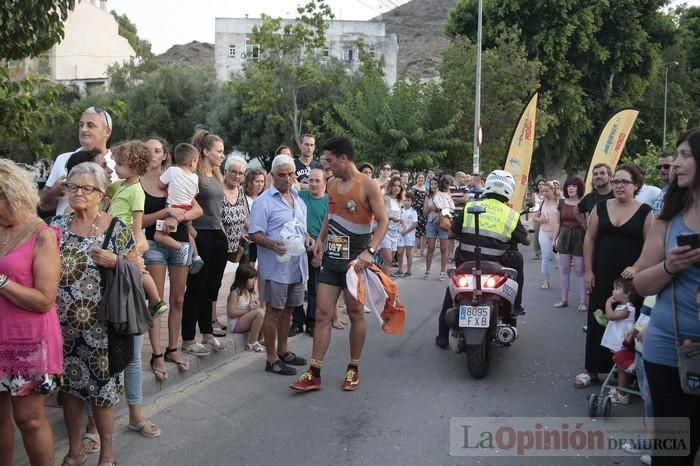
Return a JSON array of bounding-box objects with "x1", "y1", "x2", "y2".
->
[
  {"x1": 453, "y1": 274, "x2": 469, "y2": 288},
  {"x1": 484, "y1": 275, "x2": 507, "y2": 289}
]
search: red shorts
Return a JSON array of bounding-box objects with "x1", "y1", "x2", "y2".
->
[
  {"x1": 170, "y1": 204, "x2": 193, "y2": 211},
  {"x1": 612, "y1": 349, "x2": 635, "y2": 371}
]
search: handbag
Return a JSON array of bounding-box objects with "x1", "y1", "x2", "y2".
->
[
  {"x1": 671, "y1": 281, "x2": 700, "y2": 396},
  {"x1": 439, "y1": 214, "x2": 452, "y2": 231},
  {"x1": 99, "y1": 217, "x2": 134, "y2": 374}
]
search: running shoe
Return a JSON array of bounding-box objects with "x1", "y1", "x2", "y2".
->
[
  {"x1": 289, "y1": 370, "x2": 322, "y2": 391},
  {"x1": 150, "y1": 299, "x2": 169, "y2": 317},
  {"x1": 342, "y1": 367, "x2": 360, "y2": 391}
]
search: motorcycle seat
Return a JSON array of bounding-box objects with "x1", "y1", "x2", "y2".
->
[{"x1": 455, "y1": 261, "x2": 518, "y2": 280}]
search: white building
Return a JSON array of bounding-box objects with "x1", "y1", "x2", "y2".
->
[
  {"x1": 215, "y1": 18, "x2": 398, "y2": 87},
  {"x1": 48, "y1": 0, "x2": 135, "y2": 92}
]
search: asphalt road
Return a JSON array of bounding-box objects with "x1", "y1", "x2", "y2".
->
[{"x1": 55, "y1": 247, "x2": 666, "y2": 466}]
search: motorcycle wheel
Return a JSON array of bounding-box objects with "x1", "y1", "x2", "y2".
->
[{"x1": 466, "y1": 340, "x2": 490, "y2": 379}]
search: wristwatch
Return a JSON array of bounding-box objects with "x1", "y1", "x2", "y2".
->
[{"x1": 367, "y1": 246, "x2": 377, "y2": 255}]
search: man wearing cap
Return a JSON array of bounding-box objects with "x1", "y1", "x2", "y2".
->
[{"x1": 40, "y1": 107, "x2": 116, "y2": 215}]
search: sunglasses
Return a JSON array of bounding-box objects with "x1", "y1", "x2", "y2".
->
[{"x1": 656, "y1": 164, "x2": 672, "y2": 170}]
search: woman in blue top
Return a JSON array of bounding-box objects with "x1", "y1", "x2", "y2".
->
[{"x1": 634, "y1": 128, "x2": 700, "y2": 465}]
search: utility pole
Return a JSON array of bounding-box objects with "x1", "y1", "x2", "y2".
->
[
  {"x1": 472, "y1": 0, "x2": 483, "y2": 175},
  {"x1": 662, "y1": 61, "x2": 679, "y2": 149}
]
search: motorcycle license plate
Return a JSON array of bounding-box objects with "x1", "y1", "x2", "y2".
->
[{"x1": 459, "y1": 305, "x2": 491, "y2": 328}]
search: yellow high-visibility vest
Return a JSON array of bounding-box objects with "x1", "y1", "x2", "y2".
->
[{"x1": 462, "y1": 198, "x2": 519, "y2": 244}]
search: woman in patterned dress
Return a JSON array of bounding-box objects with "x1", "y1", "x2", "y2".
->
[
  {"x1": 50, "y1": 162, "x2": 135, "y2": 466},
  {"x1": 222, "y1": 156, "x2": 248, "y2": 261},
  {"x1": 410, "y1": 172, "x2": 428, "y2": 256}
]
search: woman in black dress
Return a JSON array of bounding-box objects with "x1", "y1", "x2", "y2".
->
[
  {"x1": 576, "y1": 165, "x2": 652, "y2": 387},
  {"x1": 410, "y1": 172, "x2": 428, "y2": 256}
]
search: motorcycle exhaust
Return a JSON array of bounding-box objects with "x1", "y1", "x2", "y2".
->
[{"x1": 496, "y1": 325, "x2": 518, "y2": 345}]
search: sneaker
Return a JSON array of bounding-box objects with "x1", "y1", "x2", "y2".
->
[
  {"x1": 189, "y1": 255, "x2": 204, "y2": 274},
  {"x1": 390, "y1": 271, "x2": 403, "y2": 278},
  {"x1": 305, "y1": 326, "x2": 314, "y2": 337},
  {"x1": 289, "y1": 370, "x2": 322, "y2": 392},
  {"x1": 424, "y1": 272, "x2": 431, "y2": 280},
  {"x1": 288, "y1": 325, "x2": 304, "y2": 337},
  {"x1": 439, "y1": 272, "x2": 447, "y2": 281},
  {"x1": 403, "y1": 272, "x2": 413, "y2": 278},
  {"x1": 342, "y1": 367, "x2": 360, "y2": 391},
  {"x1": 150, "y1": 299, "x2": 169, "y2": 317}
]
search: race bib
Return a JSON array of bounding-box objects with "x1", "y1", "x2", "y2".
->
[{"x1": 327, "y1": 234, "x2": 350, "y2": 260}]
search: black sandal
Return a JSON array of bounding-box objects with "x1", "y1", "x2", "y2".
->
[
  {"x1": 150, "y1": 353, "x2": 168, "y2": 381},
  {"x1": 164, "y1": 347, "x2": 190, "y2": 371},
  {"x1": 265, "y1": 360, "x2": 297, "y2": 376}
]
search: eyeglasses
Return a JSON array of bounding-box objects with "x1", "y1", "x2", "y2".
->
[
  {"x1": 611, "y1": 179, "x2": 633, "y2": 186},
  {"x1": 382, "y1": 166, "x2": 391, "y2": 171},
  {"x1": 227, "y1": 169, "x2": 245, "y2": 175},
  {"x1": 656, "y1": 164, "x2": 672, "y2": 170},
  {"x1": 65, "y1": 183, "x2": 101, "y2": 194}
]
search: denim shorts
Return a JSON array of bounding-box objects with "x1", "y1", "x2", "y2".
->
[
  {"x1": 380, "y1": 231, "x2": 399, "y2": 252},
  {"x1": 425, "y1": 221, "x2": 448, "y2": 239},
  {"x1": 143, "y1": 240, "x2": 191, "y2": 267}
]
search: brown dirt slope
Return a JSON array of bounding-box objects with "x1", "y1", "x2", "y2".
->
[
  {"x1": 155, "y1": 41, "x2": 214, "y2": 67},
  {"x1": 374, "y1": 0, "x2": 457, "y2": 78}
]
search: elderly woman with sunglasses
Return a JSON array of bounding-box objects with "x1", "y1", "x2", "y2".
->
[{"x1": 49, "y1": 162, "x2": 135, "y2": 466}]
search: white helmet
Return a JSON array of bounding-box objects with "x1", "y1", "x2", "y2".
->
[{"x1": 483, "y1": 170, "x2": 516, "y2": 201}]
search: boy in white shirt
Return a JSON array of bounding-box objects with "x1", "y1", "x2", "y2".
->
[
  {"x1": 396, "y1": 192, "x2": 418, "y2": 278},
  {"x1": 156, "y1": 143, "x2": 203, "y2": 271}
]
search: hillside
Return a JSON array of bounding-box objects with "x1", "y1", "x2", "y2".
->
[
  {"x1": 156, "y1": 41, "x2": 214, "y2": 67},
  {"x1": 374, "y1": 0, "x2": 457, "y2": 78}
]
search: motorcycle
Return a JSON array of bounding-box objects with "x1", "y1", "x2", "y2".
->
[{"x1": 441, "y1": 205, "x2": 520, "y2": 379}]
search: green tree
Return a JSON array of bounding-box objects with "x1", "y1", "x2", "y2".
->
[
  {"x1": 107, "y1": 11, "x2": 159, "y2": 91},
  {"x1": 0, "y1": 0, "x2": 76, "y2": 160},
  {"x1": 435, "y1": 33, "x2": 547, "y2": 174},
  {"x1": 325, "y1": 49, "x2": 466, "y2": 170},
  {"x1": 446, "y1": 0, "x2": 673, "y2": 174},
  {"x1": 0, "y1": 0, "x2": 75, "y2": 59}
]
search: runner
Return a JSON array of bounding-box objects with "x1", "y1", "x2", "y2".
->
[{"x1": 290, "y1": 136, "x2": 388, "y2": 392}]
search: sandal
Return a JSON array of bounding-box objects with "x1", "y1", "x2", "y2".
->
[
  {"x1": 183, "y1": 342, "x2": 210, "y2": 357},
  {"x1": 439, "y1": 272, "x2": 447, "y2": 281},
  {"x1": 541, "y1": 282, "x2": 550, "y2": 289},
  {"x1": 62, "y1": 453, "x2": 88, "y2": 466},
  {"x1": 424, "y1": 271, "x2": 431, "y2": 280},
  {"x1": 577, "y1": 303, "x2": 588, "y2": 312},
  {"x1": 265, "y1": 359, "x2": 297, "y2": 375},
  {"x1": 204, "y1": 337, "x2": 226, "y2": 352},
  {"x1": 150, "y1": 353, "x2": 168, "y2": 382},
  {"x1": 81, "y1": 432, "x2": 100, "y2": 454},
  {"x1": 164, "y1": 347, "x2": 190, "y2": 371},
  {"x1": 278, "y1": 351, "x2": 307, "y2": 366},
  {"x1": 246, "y1": 341, "x2": 264, "y2": 352},
  {"x1": 128, "y1": 419, "x2": 162, "y2": 438},
  {"x1": 97, "y1": 462, "x2": 117, "y2": 466},
  {"x1": 553, "y1": 301, "x2": 568, "y2": 308},
  {"x1": 574, "y1": 372, "x2": 599, "y2": 389}
]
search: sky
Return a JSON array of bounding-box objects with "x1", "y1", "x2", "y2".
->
[
  {"x1": 107, "y1": 0, "x2": 411, "y2": 54},
  {"x1": 107, "y1": 0, "x2": 700, "y2": 54}
]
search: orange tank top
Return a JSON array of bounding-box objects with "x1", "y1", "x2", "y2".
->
[{"x1": 323, "y1": 173, "x2": 374, "y2": 272}]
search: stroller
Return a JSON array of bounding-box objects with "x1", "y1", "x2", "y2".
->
[{"x1": 587, "y1": 353, "x2": 642, "y2": 418}]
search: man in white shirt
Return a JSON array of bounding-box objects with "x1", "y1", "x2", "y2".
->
[{"x1": 39, "y1": 107, "x2": 116, "y2": 214}]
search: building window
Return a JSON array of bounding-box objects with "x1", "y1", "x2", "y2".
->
[
  {"x1": 369, "y1": 45, "x2": 376, "y2": 58},
  {"x1": 343, "y1": 47, "x2": 354, "y2": 62},
  {"x1": 245, "y1": 34, "x2": 260, "y2": 61},
  {"x1": 228, "y1": 45, "x2": 236, "y2": 57},
  {"x1": 321, "y1": 46, "x2": 330, "y2": 59}
]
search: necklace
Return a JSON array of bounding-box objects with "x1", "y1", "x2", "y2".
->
[
  {"x1": 71, "y1": 211, "x2": 102, "y2": 237},
  {"x1": 0, "y1": 225, "x2": 18, "y2": 247}
]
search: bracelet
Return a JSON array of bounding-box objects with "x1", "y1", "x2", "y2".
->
[
  {"x1": 0, "y1": 274, "x2": 9, "y2": 289},
  {"x1": 662, "y1": 259, "x2": 678, "y2": 276}
]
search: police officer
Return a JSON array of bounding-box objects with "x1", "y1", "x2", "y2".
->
[{"x1": 436, "y1": 170, "x2": 531, "y2": 348}]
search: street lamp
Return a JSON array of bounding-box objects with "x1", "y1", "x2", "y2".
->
[
  {"x1": 663, "y1": 61, "x2": 679, "y2": 149},
  {"x1": 472, "y1": 0, "x2": 483, "y2": 175}
]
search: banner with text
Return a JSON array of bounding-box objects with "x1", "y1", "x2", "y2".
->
[
  {"x1": 503, "y1": 91, "x2": 538, "y2": 211},
  {"x1": 584, "y1": 108, "x2": 639, "y2": 194}
]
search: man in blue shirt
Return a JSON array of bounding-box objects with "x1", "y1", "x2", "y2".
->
[{"x1": 250, "y1": 154, "x2": 310, "y2": 376}]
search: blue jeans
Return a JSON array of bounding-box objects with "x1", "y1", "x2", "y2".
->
[{"x1": 124, "y1": 334, "x2": 144, "y2": 406}]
